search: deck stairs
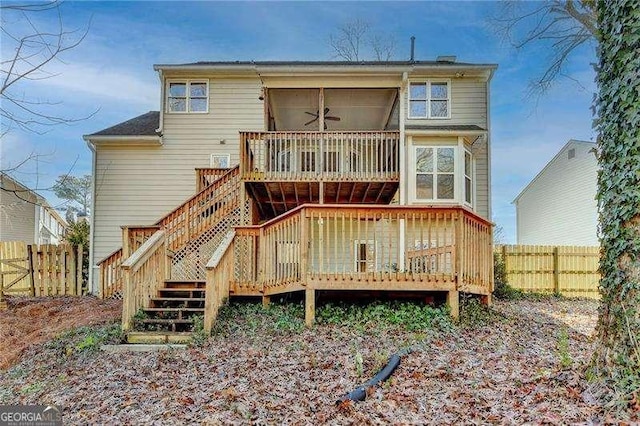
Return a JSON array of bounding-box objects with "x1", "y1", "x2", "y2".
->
[
  {"x1": 127, "y1": 280, "x2": 206, "y2": 344},
  {"x1": 121, "y1": 167, "x2": 245, "y2": 343}
]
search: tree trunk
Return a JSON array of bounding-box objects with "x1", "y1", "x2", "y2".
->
[{"x1": 591, "y1": 0, "x2": 640, "y2": 410}]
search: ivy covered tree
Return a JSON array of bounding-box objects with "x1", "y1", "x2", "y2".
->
[{"x1": 591, "y1": 0, "x2": 640, "y2": 414}]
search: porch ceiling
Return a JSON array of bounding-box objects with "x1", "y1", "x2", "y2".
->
[{"x1": 269, "y1": 88, "x2": 397, "y2": 131}]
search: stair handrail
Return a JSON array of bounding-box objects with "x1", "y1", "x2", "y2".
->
[
  {"x1": 203, "y1": 230, "x2": 235, "y2": 333},
  {"x1": 121, "y1": 229, "x2": 168, "y2": 331}
]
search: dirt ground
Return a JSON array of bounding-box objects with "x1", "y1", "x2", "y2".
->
[
  {"x1": 1, "y1": 296, "x2": 636, "y2": 423},
  {"x1": 0, "y1": 296, "x2": 121, "y2": 370}
]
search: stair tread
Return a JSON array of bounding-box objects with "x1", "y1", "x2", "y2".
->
[
  {"x1": 139, "y1": 319, "x2": 194, "y2": 324},
  {"x1": 158, "y1": 288, "x2": 205, "y2": 292},
  {"x1": 164, "y1": 280, "x2": 206, "y2": 283}
]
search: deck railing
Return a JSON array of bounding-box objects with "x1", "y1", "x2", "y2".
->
[
  {"x1": 234, "y1": 205, "x2": 493, "y2": 295},
  {"x1": 240, "y1": 131, "x2": 400, "y2": 182},
  {"x1": 195, "y1": 168, "x2": 231, "y2": 192},
  {"x1": 121, "y1": 230, "x2": 168, "y2": 331},
  {"x1": 204, "y1": 231, "x2": 235, "y2": 333},
  {"x1": 99, "y1": 248, "x2": 123, "y2": 299},
  {"x1": 157, "y1": 166, "x2": 241, "y2": 251}
]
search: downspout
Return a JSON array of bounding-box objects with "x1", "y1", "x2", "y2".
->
[
  {"x1": 86, "y1": 139, "x2": 98, "y2": 294},
  {"x1": 486, "y1": 68, "x2": 495, "y2": 221},
  {"x1": 156, "y1": 69, "x2": 164, "y2": 136},
  {"x1": 398, "y1": 72, "x2": 408, "y2": 269}
]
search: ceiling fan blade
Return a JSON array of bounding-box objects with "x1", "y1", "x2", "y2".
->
[
  {"x1": 304, "y1": 118, "x2": 317, "y2": 126},
  {"x1": 325, "y1": 116, "x2": 340, "y2": 121},
  {"x1": 324, "y1": 107, "x2": 330, "y2": 114},
  {"x1": 304, "y1": 111, "x2": 318, "y2": 117}
]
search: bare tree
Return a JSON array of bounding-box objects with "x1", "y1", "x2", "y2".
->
[
  {"x1": 329, "y1": 19, "x2": 397, "y2": 61},
  {"x1": 492, "y1": 1, "x2": 597, "y2": 97},
  {"x1": 0, "y1": 0, "x2": 92, "y2": 137}
]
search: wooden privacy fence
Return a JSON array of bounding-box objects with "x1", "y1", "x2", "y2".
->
[
  {"x1": 0, "y1": 241, "x2": 85, "y2": 305},
  {"x1": 496, "y1": 245, "x2": 600, "y2": 298}
]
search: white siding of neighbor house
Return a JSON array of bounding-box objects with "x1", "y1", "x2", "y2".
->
[
  {"x1": 514, "y1": 141, "x2": 598, "y2": 245},
  {"x1": 0, "y1": 177, "x2": 36, "y2": 243},
  {"x1": 92, "y1": 77, "x2": 263, "y2": 263}
]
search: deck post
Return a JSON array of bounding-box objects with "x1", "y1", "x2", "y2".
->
[
  {"x1": 447, "y1": 290, "x2": 459, "y2": 319},
  {"x1": 305, "y1": 288, "x2": 315, "y2": 327},
  {"x1": 480, "y1": 294, "x2": 492, "y2": 306},
  {"x1": 262, "y1": 295, "x2": 271, "y2": 308}
]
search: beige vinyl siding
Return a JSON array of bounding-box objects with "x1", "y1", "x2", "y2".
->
[
  {"x1": 93, "y1": 77, "x2": 263, "y2": 263},
  {"x1": 0, "y1": 178, "x2": 36, "y2": 243},
  {"x1": 515, "y1": 142, "x2": 598, "y2": 245},
  {"x1": 471, "y1": 137, "x2": 489, "y2": 219},
  {"x1": 404, "y1": 77, "x2": 487, "y2": 127}
]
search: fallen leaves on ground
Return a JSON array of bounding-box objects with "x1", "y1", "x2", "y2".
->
[
  {"x1": 0, "y1": 297, "x2": 626, "y2": 423},
  {"x1": 0, "y1": 296, "x2": 121, "y2": 370}
]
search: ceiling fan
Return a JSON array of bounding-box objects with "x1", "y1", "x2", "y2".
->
[{"x1": 304, "y1": 107, "x2": 341, "y2": 129}]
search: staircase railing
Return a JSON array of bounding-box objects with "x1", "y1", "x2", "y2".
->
[
  {"x1": 98, "y1": 165, "x2": 242, "y2": 297},
  {"x1": 203, "y1": 231, "x2": 235, "y2": 333},
  {"x1": 121, "y1": 230, "x2": 168, "y2": 331}
]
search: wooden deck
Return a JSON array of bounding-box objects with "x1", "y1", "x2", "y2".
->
[{"x1": 224, "y1": 204, "x2": 493, "y2": 326}]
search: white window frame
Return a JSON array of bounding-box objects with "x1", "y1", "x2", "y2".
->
[
  {"x1": 407, "y1": 79, "x2": 451, "y2": 119},
  {"x1": 210, "y1": 154, "x2": 230, "y2": 169},
  {"x1": 463, "y1": 149, "x2": 473, "y2": 208},
  {"x1": 413, "y1": 145, "x2": 457, "y2": 202},
  {"x1": 166, "y1": 79, "x2": 209, "y2": 114}
]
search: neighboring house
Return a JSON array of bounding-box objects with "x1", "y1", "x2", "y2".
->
[
  {"x1": 0, "y1": 174, "x2": 67, "y2": 245},
  {"x1": 84, "y1": 58, "x2": 497, "y2": 339},
  {"x1": 513, "y1": 140, "x2": 598, "y2": 246}
]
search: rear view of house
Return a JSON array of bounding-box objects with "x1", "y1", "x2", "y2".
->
[
  {"x1": 513, "y1": 140, "x2": 598, "y2": 246},
  {"x1": 84, "y1": 59, "x2": 496, "y2": 341}
]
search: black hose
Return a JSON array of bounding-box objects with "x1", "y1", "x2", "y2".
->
[{"x1": 336, "y1": 349, "x2": 410, "y2": 404}]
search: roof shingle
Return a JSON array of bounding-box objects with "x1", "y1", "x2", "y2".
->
[{"x1": 89, "y1": 111, "x2": 160, "y2": 137}]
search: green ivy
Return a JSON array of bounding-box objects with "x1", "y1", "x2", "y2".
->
[{"x1": 591, "y1": 0, "x2": 640, "y2": 414}]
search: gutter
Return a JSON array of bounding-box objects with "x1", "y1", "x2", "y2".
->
[{"x1": 85, "y1": 139, "x2": 98, "y2": 295}]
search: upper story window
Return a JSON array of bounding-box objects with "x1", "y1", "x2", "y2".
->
[
  {"x1": 167, "y1": 80, "x2": 208, "y2": 113},
  {"x1": 408, "y1": 80, "x2": 450, "y2": 119}
]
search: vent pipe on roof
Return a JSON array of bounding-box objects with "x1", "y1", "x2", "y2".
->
[{"x1": 410, "y1": 36, "x2": 416, "y2": 62}]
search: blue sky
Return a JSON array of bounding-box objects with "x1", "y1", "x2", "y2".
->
[{"x1": 0, "y1": 1, "x2": 597, "y2": 242}]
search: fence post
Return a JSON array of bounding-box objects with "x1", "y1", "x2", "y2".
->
[
  {"x1": 27, "y1": 244, "x2": 35, "y2": 297},
  {"x1": 553, "y1": 246, "x2": 560, "y2": 294}
]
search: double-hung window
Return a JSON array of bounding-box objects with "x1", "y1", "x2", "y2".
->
[
  {"x1": 415, "y1": 147, "x2": 455, "y2": 200},
  {"x1": 464, "y1": 150, "x2": 473, "y2": 206},
  {"x1": 167, "y1": 80, "x2": 208, "y2": 113},
  {"x1": 408, "y1": 80, "x2": 450, "y2": 119}
]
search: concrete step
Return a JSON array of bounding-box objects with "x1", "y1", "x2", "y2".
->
[{"x1": 126, "y1": 331, "x2": 192, "y2": 344}]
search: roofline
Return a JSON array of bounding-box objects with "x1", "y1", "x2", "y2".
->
[
  {"x1": 0, "y1": 173, "x2": 67, "y2": 225},
  {"x1": 512, "y1": 139, "x2": 597, "y2": 204},
  {"x1": 153, "y1": 62, "x2": 498, "y2": 74}
]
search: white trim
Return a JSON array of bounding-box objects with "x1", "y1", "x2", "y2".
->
[
  {"x1": 411, "y1": 145, "x2": 457, "y2": 203},
  {"x1": 83, "y1": 135, "x2": 162, "y2": 145},
  {"x1": 210, "y1": 153, "x2": 231, "y2": 168},
  {"x1": 407, "y1": 79, "x2": 451, "y2": 120},
  {"x1": 86, "y1": 140, "x2": 98, "y2": 294},
  {"x1": 165, "y1": 79, "x2": 210, "y2": 114}
]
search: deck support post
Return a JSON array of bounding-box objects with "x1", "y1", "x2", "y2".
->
[
  {"x1": 447, "y1": 290, "x2": 459, "y2": 319},
  {"x1": 480, "y1": 294, "x2": 492, "y2": 306},
  {"x1": 305, "y1": 288, "x2": 315, "y2": 327},
  {"x1": 262, "y1": 295, "x2": 271, "y2": 308}
]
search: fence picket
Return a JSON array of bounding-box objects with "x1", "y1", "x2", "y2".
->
[{"x1": 496, "y1": 244, "x2": 600, "y2": 298}]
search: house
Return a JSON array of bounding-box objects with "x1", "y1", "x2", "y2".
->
[
  {"x1": 83, "y1": 58, "x2": 497, "y2": 340},
  {"x1": 513, "y1": 140, "x2": 598, "y2": 246},
  {"x1": 0, "y1": 173, "x2": 67, "y2": 245}
]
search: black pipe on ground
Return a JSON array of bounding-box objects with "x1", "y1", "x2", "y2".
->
[{"x1": 336, "y1": 348, "x2": 412, "y2": 404}]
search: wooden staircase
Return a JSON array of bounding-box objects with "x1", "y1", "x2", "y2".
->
[{"x1": 127, "y1": 280, "x2": 206, "y2": 344}]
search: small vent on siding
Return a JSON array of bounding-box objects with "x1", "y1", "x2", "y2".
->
[{"x1": 568, "y1": 148, "x2": 576, "y2": 160}]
